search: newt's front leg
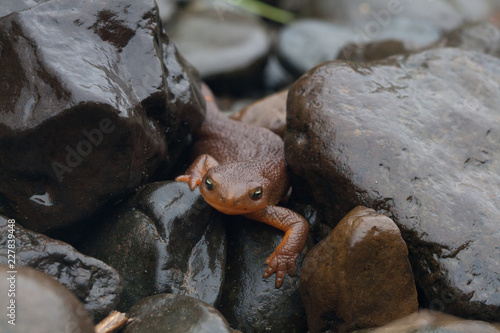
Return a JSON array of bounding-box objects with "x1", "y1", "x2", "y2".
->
[
  {"x1": 245, "y1": 206, "x2": 309, "y2": 288},
  {"x1": 175, "y1": 154, "x2": 219, "y2": 190}
]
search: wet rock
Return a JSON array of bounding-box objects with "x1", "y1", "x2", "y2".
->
[
  {"x1": 300, "y1": 206, "x2": 418, "y2": 333},
  {"x1": 277, "y1": 19, "x2": 356, "y2": 77},
  {"x1": 433, "y1": 21, "x2": 500, "y2": 58},
  {"x1": 0, "y1": 215, "x2": 122, "y2": 321},
  {"x1": 168, "y1": 5, "x2": 271, "y2": 94},
  {"x1": 339, "y1": 22, "x2": 500, "y2": 63},
  {"x1": 218, "y1": 216, "x2": 308, "y2": 333},
  {"x1": 286, "y1": 48, "x2": 500, "y2": 320},
  {"x1": 337, "y1": 39, "x2": 410, "y2": 63},
  {"x1": 358, "y1": 310, "x2": 500, "y2": 333},
  {"x1": 0, "y1": 264, "x2": 95, "y2": 333},
  {"x1": 0, "y1": 0, "x2": 49, "y2": 17},
  {"x1": 0, "y1": 0, "x2": 205, "y2": 232},
  {"x1": 81, "y1": 181, "x2": 226, "y2": 312},
  {"x1": 124, "y1": 294, "x2": 232, "y2": 333},
  {"x1": 230, "y1": 90, "x2": 288, "y2": 138},
  {"x1": 305, "y1": 0, "x2": 490, "y2": 30}
]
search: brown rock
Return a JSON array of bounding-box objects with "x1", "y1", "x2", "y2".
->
[
  {"x1": 230, "y1": 90, "x2": 288, "y2": 138},
  {"x1": 300, "y1": 206, "x2": 418, "y2": 333}
]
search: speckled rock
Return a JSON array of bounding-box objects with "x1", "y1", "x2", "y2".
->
[
  {"x1": 168, "y1": 5, "x2": 271, "y2": 94},
  {"x1": 218, "y1": 215, "x2": 308, "y2": 333},
  {"x1": 124, "y1": 294, "x2": 232, "y2": 333},
  {"x1": 230, "y1": 90, "x2": 288, "y2": 138},
  {"x1": 0, "y1": 264, "x2": 95, "y2": 333},
  {"x1": 356, "y1": 310, "x2": 500, "y2": 333},
  {"x1": 0, "y1": 214, "x2": 122, "y2": 321},
  {"x1": 81, "y1": 181, "x2": 226, "y2": 312},
  {"x1": 300, "y1": 206, "x2": 418, "y2": 333},
  {"x1": 286, "y1": 48, "x2": 500, "y2": 320},
  {"x1": 0, "y1": 0, "x2": 205, "y2": 232}
]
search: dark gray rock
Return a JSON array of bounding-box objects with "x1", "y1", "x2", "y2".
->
[
  {"x1": 0, "y1": 214, "x2": 123, "y2": 321},
  {"x1": 277, "y1": 19, "x2": 356, "y2": 77},
  {"x1": 124, "y1": 294, "x2": 232, "y2": 333},
  {"x1": 81, "y1": 181, "x2": 226, "y2": 312},
  {"x1": 0, "y1": 0, "x2": 205, "y2": 233},
  {"x1": 168, "y1": 5, "x2": 271, "y2": 94},
  {"x1": 304, "y1": 0, "x2": 491, "y2": 30},
  {"x1": 433, "y1": 22, "x2": 500, "y2": 58},
  {"x1": 0, "y1": 264, "x2": 95, "y2": 333},
  {"x1": 339, "y1": 22, "x2": 500, "y2": 63},
  {"x1": 286, "y1": 48, "x2": 500, "y2": 320},
  {"x1": 280, "y1": 1, "x2": 495, "y2": 74},
  {"x1": 218, "y1": 215, "x2": 308, "y2": 333}
]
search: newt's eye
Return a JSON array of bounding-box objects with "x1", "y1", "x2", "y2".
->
[
  {"x1": 250, "y1": 187, "x2": 263, "y2": 200},
  {"x1": 205, "y1": 177, "x2": 214, "y2": 190}
]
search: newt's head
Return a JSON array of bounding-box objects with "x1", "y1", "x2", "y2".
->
[{"x1": 199, "y1": 163, "x2": 269, "y2": 215}]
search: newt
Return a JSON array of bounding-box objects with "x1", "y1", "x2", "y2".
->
[{"x1": 176, "y1": 85, "x2": 309, "y2": 288}]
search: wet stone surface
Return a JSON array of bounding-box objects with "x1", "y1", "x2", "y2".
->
[
  {"x1": 286, "y1": 48, "x2": 500, "y2": 320},
  {"x1": 0, "y1": 0, "x2": 205, "y2": 233},
  {"x1": 0, "y1": 214, "x2": 122, "y2": 322},
  {"x1": 340, "y1": 21, "x2": 500, "y2": 63},
  {"x1": 124, "y1": 294, "x2": 233, "y2": 333},
  {"x1": 0, "y1": 264, "x2": 95, "y2": 333},
  {"x1": 80, "y1": 181, "x2": 226, "y2": 312},
  {"x1": 218, "y1": 215, "x2": 308, "y2": 333},
  {"x1": 169, "y1": 5, "x2": 271, "y2": 94},
  {"x1": 277, "y1": 19, "x2": 356, "y2": 77},
  {"x1": 300, "y1": 206, "x2": 418, "y2": 333}
]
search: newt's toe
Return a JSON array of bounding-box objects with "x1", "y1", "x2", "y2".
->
[
  {"x1": 263, "y1": 250, "x2": 299, "y2": 288},
  {"x1": 175, "y1": 175, "x2": 200, "y2": 190}
]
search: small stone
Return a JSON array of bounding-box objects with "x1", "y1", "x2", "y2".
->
[
  {"x1": 230, "y1": 90, "x2": 288, "y2": 138},
  {"x1": 360, "y1": 310, "x2": 500, "y2": 333},
  {"x1": 0, "y1": 264, "x2": 95, "y2": 333},
  {"x1": 168, "y1": 5, "x2": 271, "y2": 94},
  {"x1": 300, "y1": 206, "x2": 418, "y2": 333},
  {"x1": 81, "y1": 181, "x2": 226, "y2": 311},
  {"x1": 218, "y1": 216, "x2": 308, "y2": 333},
  {"x1": 286, "y1": 48, "x2": 500, "y2": 320},
  {"x1": 0, "y1": 215, "x2": 122, "y2": 322},
  {"x1": 124, "y1": 294, "x2": 232, "y2": 333}
]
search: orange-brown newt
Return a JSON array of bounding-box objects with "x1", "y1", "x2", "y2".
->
[{"x1": 176, "y1": 85, "x2": 309, "y2": 288}]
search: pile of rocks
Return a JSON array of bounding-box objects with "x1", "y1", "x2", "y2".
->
[{"x1": 1, "y1": 0, "x2": 499, "y2": 332}]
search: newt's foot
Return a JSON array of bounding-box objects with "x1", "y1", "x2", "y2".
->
[
  {"x1": 175, "y1": 174, "x2": 202, "y2": 190},
  {"x1": 263, "y1": 249, "x2": 299, "y2": 288}
]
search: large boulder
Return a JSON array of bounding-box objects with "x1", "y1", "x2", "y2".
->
[
  {"x1": 285, "y1": 48, "x2": 500, "y2": 320},
  {"x1": 0, "y1": 0, "x2": 205, "y2": 232}
]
